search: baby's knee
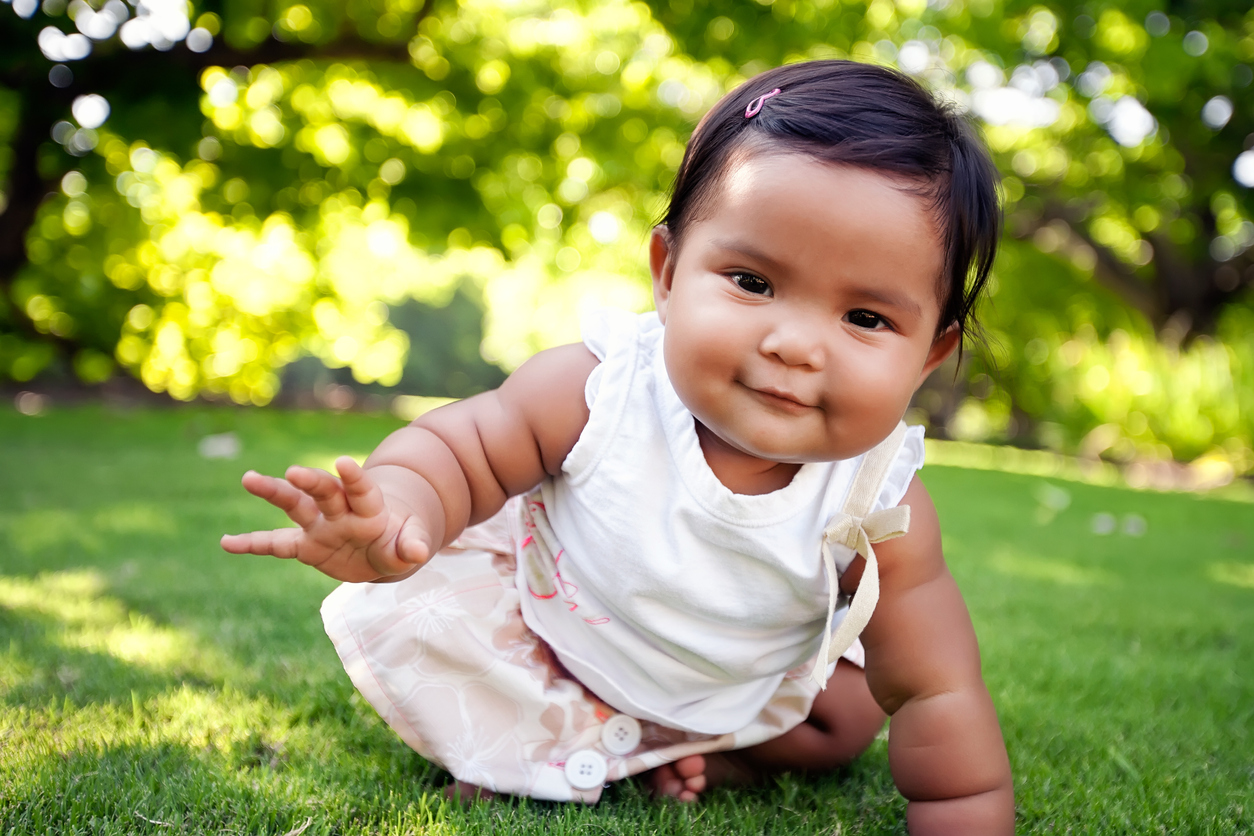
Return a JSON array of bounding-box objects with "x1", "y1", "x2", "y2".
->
[{"x1": 807, "y1": 663, "x2": 887, "y2": 766}]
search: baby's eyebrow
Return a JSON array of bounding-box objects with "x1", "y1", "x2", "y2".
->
[
  {"x1": 710, "y1": 239, "x2": 789, "y2": 274},
  {"x1": 846, "y1": 286, "x2": 924, "y2": 318}
]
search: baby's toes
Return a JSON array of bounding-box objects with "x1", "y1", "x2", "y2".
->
[
  {"x1": 671, "y1": 755, "x2": 708, "y2": 801},
  {"x1": 681, "y1": 772, "x2": 707, "y2": 800},
  {"x1": 445, "y1": 781, "x2": 495, "y2": 803},
  {"x1": 649, "y1": 763, "x2": 686, "y2": 799}
]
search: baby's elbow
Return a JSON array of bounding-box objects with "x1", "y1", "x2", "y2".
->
[{"x1": 886, "y1": 685, "x2": 1011, "y2": 802}]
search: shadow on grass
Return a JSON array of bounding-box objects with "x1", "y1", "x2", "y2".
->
[{"x1": 1, "y1": 739, "x2": 443, "y2": 835}]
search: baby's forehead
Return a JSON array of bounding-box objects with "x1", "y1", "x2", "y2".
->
[{"x1": 700, "y1": 145, "x2": 944, "y2": 230}]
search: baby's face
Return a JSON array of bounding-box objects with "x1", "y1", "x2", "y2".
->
[{"x1": 651, "y1": 152, "x2": 957, "y2": 464}]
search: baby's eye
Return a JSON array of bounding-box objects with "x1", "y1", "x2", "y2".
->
[
  {"x1": 732, "y1": 273, "x2": 772, "y2": 296},
  {"x1": 845, "y1": 309, "x2": 889, "y2": 330}
]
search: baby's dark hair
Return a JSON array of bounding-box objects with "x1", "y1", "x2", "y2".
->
[{"x1": 662, "y1": 60, "x2": 1001, "y2": 345}]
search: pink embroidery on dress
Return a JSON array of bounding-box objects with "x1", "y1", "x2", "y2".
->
[{"x1": 582, "y1": 617, "x2": 610, "y2": 625}]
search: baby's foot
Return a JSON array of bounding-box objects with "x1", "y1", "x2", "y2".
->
[
  {"x1": 445, "y1": 780, "x2": 496, "y2": 803},
  {"x1": 649, "y1": 753, "x2": 754, "y2": 802}
]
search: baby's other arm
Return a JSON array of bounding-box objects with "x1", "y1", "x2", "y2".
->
[
  {"x1": 858, "y1": 475, "x2": 1015, "y2": 835},
  {"x1": 367, "y1": 341, "x2": 599, "y2": 563}
]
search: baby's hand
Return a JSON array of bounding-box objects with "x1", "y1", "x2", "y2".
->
[{"x1": 220, "y1": 456, "x2": 434, "y2": 582}]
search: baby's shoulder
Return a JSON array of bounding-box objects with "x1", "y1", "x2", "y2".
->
[{"x1": 873, "y1": 475, "x2": 948, "y2": 591}]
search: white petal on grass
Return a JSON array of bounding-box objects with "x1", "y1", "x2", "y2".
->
[
  {"x1": 1121, "y1": 514, "x2": 1147, "y2": 537},
  {"x1": 13, "y1": 0, "x2": 38, "y2": 19},
  {"x1": 14, "y1": 392, "x2": 48, "y2": 416},
  {"x1": 197, "y1": 432, "x2": 241, "y2": 460},
  {"x1": 1091, "y1": 512, "x2": 1117, "y2": 535},
  {"x1": 1035, "y1": 483, "x2": 1072, "y2": 512}
]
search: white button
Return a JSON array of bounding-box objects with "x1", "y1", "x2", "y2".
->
[
  {"x1": 600, "y1": 714, "x2": 643, "y2": 756},
  {"x1": 564, "y1": 749, "x2": 608, "y2": 789}
]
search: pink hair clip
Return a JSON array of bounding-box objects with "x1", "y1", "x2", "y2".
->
[{"x1": 745, "y1": 88, "x2": 782, "y2": 118}]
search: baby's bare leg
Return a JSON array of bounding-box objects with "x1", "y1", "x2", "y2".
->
[
  {"x1": 652, "y1": 660, "x2": 885, "y2": 800},
  {"x1": 741, "y1": 659, "x2": 886, "y2": 771}
]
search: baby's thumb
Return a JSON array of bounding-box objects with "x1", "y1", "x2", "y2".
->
[{"x1": 396, "y1": 518, "x2": 433, "y2": 567}]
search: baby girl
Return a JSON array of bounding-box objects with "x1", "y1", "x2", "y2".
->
[{"x1": 223, "y1": 59, "x2": 1014, "y2": 834}]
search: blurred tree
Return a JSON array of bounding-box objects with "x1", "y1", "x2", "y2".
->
[
  {"x1": 1, "y1": 0, "x2": 1252, "y2": 470},
  {"x1": 0, "y1": 0, "x2": 688, "y2": 401}
]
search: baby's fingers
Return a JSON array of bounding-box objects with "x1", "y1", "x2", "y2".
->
[
  {"x1": 220, "y1": 527, "x2": 304, "y2": 558},
  {"x1": 286, "y1": 465, "x2": 349, "y2": 520},
  {"x1": 335, "y1": 457, "x2": 386, "y2": 519},
  {"x1": 240, "y1": 470, "x2": 319, "y2": 528}
]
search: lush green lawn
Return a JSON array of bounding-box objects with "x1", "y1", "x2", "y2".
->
[{"x1": 1, "y1": 404, "x2": 1251, "y2": 835}]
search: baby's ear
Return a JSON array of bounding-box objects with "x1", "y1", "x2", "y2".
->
[
  {"x1": 916, "y1": 324, "x2": 960, "y2": 387},
  {"x1": 649, "y1": 225, "x2": 676, "y2": 323}
]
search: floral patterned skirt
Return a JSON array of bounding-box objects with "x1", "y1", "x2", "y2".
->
[{"x1": 321, "y1": 498, "x2": 859, "y2": 803}]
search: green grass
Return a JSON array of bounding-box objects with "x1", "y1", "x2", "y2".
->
[{"x1": 1, "y1": 404, "x2": 1251, "y2": 835}]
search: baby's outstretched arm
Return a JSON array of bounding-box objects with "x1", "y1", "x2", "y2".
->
[
  {"x1": 859, "y1": 476, "x2": 1015, "y2": 835},
  {"x1": 221, "y1": 343, "x2": 599, "y2": 582}
]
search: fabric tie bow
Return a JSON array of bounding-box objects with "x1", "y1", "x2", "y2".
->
[{"x1": 810, "y1": 504, "x2": 911, "y2": 687}]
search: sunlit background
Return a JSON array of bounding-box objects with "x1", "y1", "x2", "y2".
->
[
  {"x1": 2, "y1": 0, "x2": 1253, "y2": 479},
  {"x1": 3, "y1": 4, "x2": 1254, "y2": 831}
]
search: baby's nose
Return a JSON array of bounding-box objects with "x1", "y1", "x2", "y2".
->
[{"x1": 759, "y1": 325, "x2": 826, "y2": 369}]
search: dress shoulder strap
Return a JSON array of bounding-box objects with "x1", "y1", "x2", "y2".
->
[
  {"x1": 809, "y1": 422, "x2": 914, "y2": 687},
  {"x1": 843, "y1": 422, "x2": 910, "y2": 518}
]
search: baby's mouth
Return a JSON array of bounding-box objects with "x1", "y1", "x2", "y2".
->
[{"x1": 748, "y1": 385, "x2": 814, "y2": 411}]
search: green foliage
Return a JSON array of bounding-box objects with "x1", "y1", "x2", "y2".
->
[
  {"x1": 1, "y1": 0, "x2": 1253, "y2": 466},
  {"x1": 2, "y1": 405, "x2": 1252, "y2": 832}
]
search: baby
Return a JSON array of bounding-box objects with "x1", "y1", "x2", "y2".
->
[{"x1": 223, "y1": 60, "x2": 1014, "y2": 834}]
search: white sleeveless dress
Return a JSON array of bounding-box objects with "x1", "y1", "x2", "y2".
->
[{"x1": 320, "y1": 309, "x2": 924, "y2": 802}]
